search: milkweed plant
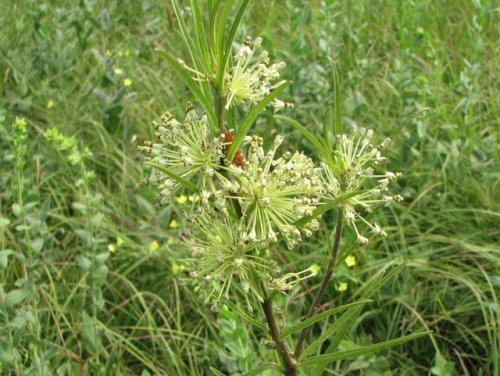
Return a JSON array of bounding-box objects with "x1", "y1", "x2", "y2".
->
[{"x1": 139, "y1": 1, "x2": 428, "y2": 375}]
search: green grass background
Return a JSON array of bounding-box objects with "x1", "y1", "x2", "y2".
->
[{"x1": 0, "y1": 0, "x2": 498, "y2": 375}]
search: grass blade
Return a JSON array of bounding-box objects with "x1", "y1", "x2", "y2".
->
[
  {"x1": 227, "y1": 82, "x2": 290, "y2": 161},
  {"x1": 223, "y1": 299, "x2": 266, "y2": 330},
  {"x1": 301, "y1": 332, "x2": 430, "y2": 367},
  {"x1": 190, "y1": 0, "x2": 210, "y2": 69},
  {"x1": 281, "y1": 300, "x2": 372, "y2": 339},
  {"x1": 244, "y1": 363, "x2": 283, "y2": 375},
  {"x1": 146, "y1": 162, "x2": 199, "y2": 193}
]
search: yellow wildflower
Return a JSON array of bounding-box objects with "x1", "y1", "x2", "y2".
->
[
  {"x1": 123, "y1": 78, "x2": 132, "y2": 86},
  {"x1": 337, "y1": 282, "x2": 348, "y2": 292},
  {"x1": 149, "y1": 241, "x2": 160, "y2": 252},
  {"x1": 345, "y1": 256, "x2": 356, "y2": 267},
  {"x1": 188, "y1": 194, "x2": 200, "y2": 202},
  {"x1": 169, "y1": 220, "x2": 178, "y2": 228},
  {"x1": 47, "y1": 100, "x2": 54, "y2": 109},
  {"x1": 108, "y1": 244, "x2": 116, "y2": 253},
  {"x1": 116, "y1": 237, "x2": 124, "y2": 247},
  {"x1": 114, "y1": 68, "x2": 123, "y2": 75},
  {"x1": 172, "y1": 262, "x2": 184, "y2": 275},
  {"x1": 176, "y1": 195, "x2": 188, "y2": 204}
]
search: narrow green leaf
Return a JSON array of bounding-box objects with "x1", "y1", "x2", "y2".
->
[
  {"x1": 301, "y1": 332, "x2": 430, "y2": 367},
  {"x1": 281, "y1": 300, "x2": 372, "y2": 339},
  {"x1": 157, "y1": 50, "x2": 217, "y2": 131},
  {"x1": 328, "y1": 57, "x2": 342, "y2": 137},
  {"x1": 170, "y1": 0, "x2": 205, "y2": 72},
  {"x1": 190, "y1": 0, "x2": 210, "y2": 69},
  {"x1": 227, "y1": 82, "x2": 290, "y2": 161},
  {"x1": 146, "y1": 162, "x2": 200, "y2": 193},
  {"x1": 244, "y1": 362, "x2": 283, "y2": 375},
  {"x1": 223, "y1": 299, "x2": 266, "y2": 330},
  {"x1": 274, "y1": 115, "x2": 331, "y2": 162},
  {"x1": 295, "y1": 190, "x2": 364, "y2": 228},
  {"x1": 301, "y1": 264, "x2": 406, "y2": 360},
  {"x1": 217, "y1": 0, "x2": 250, "y2": 89},
  {"x1": 209, "y1": 367, "x2": 225, "y2": 376}
]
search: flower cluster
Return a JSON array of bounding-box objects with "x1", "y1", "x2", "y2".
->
[
  {"x1": 232, "y1": 135, "x2": 321, "y2": 248},
  {"x1": 322, "y1": 125, "x2": 403, "y2": 244},
  {"x1": 224, "y1": 36, "x2": 288, "y2": 110},
  {"x1": 138, "y1": 107, "x2": 229, "y2": 205},
  {"x1": 185, "y1": 212, "x2": 280, "y2": 310}
]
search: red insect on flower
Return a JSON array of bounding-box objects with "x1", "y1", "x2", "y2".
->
[{"x1": 223, "y1": 132, "x2": 245, "y2": 169}]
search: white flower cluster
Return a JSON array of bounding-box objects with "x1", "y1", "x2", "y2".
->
[
  {"x1": 233, "y1": 135, "x2": 321, "y2": 248},
  {"x1": 322, "y1": 125, "x2": 403, "y2": 244},
  {"x1": 224, "y1": 36, "x2": 288, "y2": 110},
  {"x1": 138, "y1": 107, "x2": 230, "y2": 205}
]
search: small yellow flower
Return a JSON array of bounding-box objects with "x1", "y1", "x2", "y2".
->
[
  {"x1": 345, "y1": 256, "x2": 356, "y2": 267},
  {"x1": 169, "y1": 220, "x2": 178, "y2": 228},
  {"x1": 108, "y1": 244, "x2": 116, "y2": 253},
  {"x1": 47, "y1": 100, "x2": 54, "y2": 109},
  {"x1": 123, "y1": 78, "x2": 132, "y2": 87},
  {"x1": 114, "y1": 68, "x2": 123, "y2": 75},
  {"x1": 309, "y1": 264, "x2": 320, "y2": 276},
  {"x1": 215, "y1": 235, "x2": 222, "y2": 242},
  {"x1": 172, "y1": 262, "x2": 184, "y2": 275},
  {"x1": 149, "y1": 241, "x2": 160, "y2": 252},
  {"x1": 176, "y1": 195, "x2": 188, "y2": 204},
  {"x1": 337, "y1": 282, "x2": 348, "y2": 292},
  {"x1": 188, "y1": 194, "x2": 200, "y2": 202}
]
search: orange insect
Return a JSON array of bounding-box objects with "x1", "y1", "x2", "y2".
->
[{"x1": 223, "y1": 132, "x2": 245, "y2": 169}]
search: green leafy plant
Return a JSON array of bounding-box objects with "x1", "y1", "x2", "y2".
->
[{"x1": 139, "y1": 2, "x2": 429, "y2": 375}]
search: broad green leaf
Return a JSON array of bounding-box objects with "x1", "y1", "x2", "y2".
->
[
  {"x1": 0, "y1": 249, "x2": 14, "y2": 270},
  {"x1": 146, "y1": 162, "x2": 200, "y2": 193},
  {"x1": 301, "y1": 332, "x2": 430, "y2": 367},
  {"x1": 4, "y1": 288, "x2": 31, "y2": 308},
  {"x1": 280, "y1": 300, "x2": 371, "y2": 339},
  {"x1": 157, "y1": 50, "x2": 217, "y2": 131},
  {"x1": 76, "y1": 255, "x2": 92, "y2": 272},
  {"x1": 295, "y1": 190, "x2": 364, "y2": 228},
  {"x1": 0, "y1": 217, "x2": 10, "y2": 228},
  {"x1": 227, "y1": 82, "x2": 290, "y2": 161}
]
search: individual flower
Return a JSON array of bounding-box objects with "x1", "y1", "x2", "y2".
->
[
  {"x1": 185, "y1": 212, "x2": 278, "y2": 310},
  {"x1": 345, "y1": 255, "x2": 356, "y2": 267},
  {"x1": 231, "y1": 134, "x2": 321, "y2": 248},
  {"x1": 224, "y1": 36, "x2": 287, "y2": 110},
  {"x1": 337, "y1": 282, "x2": 348, "y2": 292},
  {"x1": 321, "y1": 125, "x2": 403, "y2": 244},
  {"x1": 149, "y1": 240, "x2": 160, "y2": 252},
  {"x1": 139, "y1": 108, "x2": 229, "y2": 205},
  {"x1": 123, "y1": 78, "x2": 132, "y2": 86}
]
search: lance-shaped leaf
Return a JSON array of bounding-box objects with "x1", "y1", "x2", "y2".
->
[
  {"x1": 300, "y1": 332, "x2": 430, "y2": 367},
  {"x1": 244, "y1": 363, "x2": 283, "y2": 376},
  {"x1": 295, "y1": 190, "x2": 364, "y2": 228},
  {"x1": 157, "y1": 50, "x2": 217, "y2": 132},
  {"x1": 223, "y1": 299, "x2": 266, "y2": 330},
  {"x1": 146, "y1": 162, "x2": 199, "y2": 193},
  {"x1": 227, "y1": 82, "x2": 290, "y2": 161},
  {"x1": 280, "y1": 300, "x2": 371, "y2": 339}
]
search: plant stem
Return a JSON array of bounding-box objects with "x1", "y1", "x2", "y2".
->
[
  {"x1": 293, "y1": 208, "x2": 344, "y2": 358},
  {"x1": 261, "y1": 286, "x2": 297, "y2": 376}
]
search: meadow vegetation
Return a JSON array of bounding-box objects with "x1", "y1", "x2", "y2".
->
[{"x1": 0, "y1": 0, "x2": 498, "y2": 375}]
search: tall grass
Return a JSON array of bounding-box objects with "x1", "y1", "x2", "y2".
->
[{"x1": 0, "y1": 0, "x2": 497, "y2": 374}]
